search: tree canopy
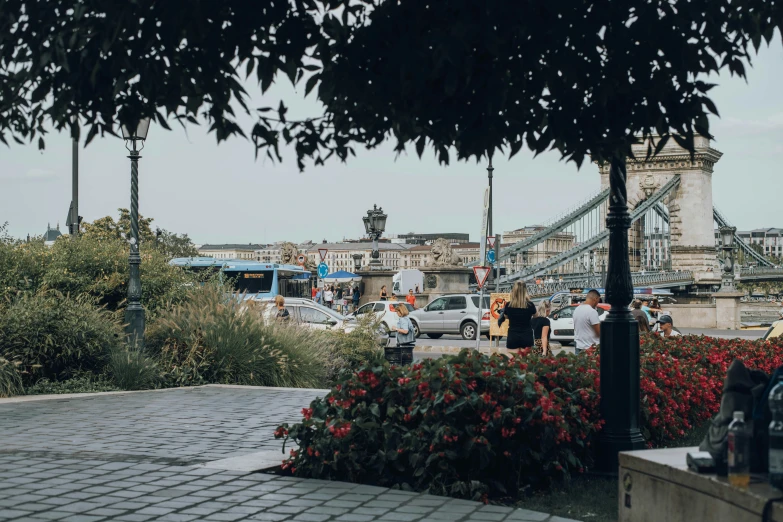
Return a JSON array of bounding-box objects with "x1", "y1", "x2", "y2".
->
[
  {"x1": 81, "y1": 209, "x2": 198, "y2": 259},
  {"x1": 1, "y1": 0, "x2": 781, "y2": 168}
]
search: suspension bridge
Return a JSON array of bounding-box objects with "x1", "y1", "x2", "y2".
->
[{"x1": 469, "y1": 136, "x2": 783, "y2": 296}]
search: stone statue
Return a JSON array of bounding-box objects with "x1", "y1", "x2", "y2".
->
[
  {"x1": 280, "y1": 242, "x2": 316, "y2": 270},
  {"x1": 430, "y1": 238, "x2": 462, "y2": 266}
]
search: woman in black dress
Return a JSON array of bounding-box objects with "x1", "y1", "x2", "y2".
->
[
  {"x1": 498, "y1": 281, "x2": 536, "y2": 350},
  {"x1": 379, "y1": 285, "x2": 388, "y2": 301},
  {"x1": 530, "y1": 301, "x2": 552, "y2": 356}
]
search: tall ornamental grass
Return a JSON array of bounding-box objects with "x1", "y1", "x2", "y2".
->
[{"x1": 146, "y1": 284, "x2": 329, "y2": 388}]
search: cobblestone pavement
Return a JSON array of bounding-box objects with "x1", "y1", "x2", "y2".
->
[{"x1": 0, "y1": 385, "x2": 578, "y2": 522}]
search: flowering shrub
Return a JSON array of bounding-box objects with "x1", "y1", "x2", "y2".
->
[
  {"x1": 638, "y1": 334, "x2": 783, "y2": 447},
  {"x1": 277, "y1": 334, "x2": 783, "y2": 499},
  {"x1": 276, "y1": 349, "x2": 601, "y2": 500}
]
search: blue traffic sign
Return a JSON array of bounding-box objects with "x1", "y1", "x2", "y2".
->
[
  {"x1": 486, "y1": 250, "x2": 496, "y2": 264},
  {"x1": 317, "y1": 263, "x2": 329, "y2": 278}
]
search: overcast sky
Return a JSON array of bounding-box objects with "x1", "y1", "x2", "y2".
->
[{"x1": 2, "y1": 36, "x2": 782, "y2": 245}]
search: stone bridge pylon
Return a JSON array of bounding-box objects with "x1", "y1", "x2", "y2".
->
[{"x1": 598, "y1": 136, "x2": 723, "y2": 286}]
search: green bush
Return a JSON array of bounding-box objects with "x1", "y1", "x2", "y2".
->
[
  {"x1": 0, "y1": 357, "x2": 23, "y2": 397},
  {"x1": 107, "y1": 346, "x2": 162, "y2": 391},
  {"x1": 146, "y1": 284, "x2": 329, "y2": 388},
  {"x1": 25, "y1": 375, "x2": 120, "y2": 395},
  {"x1": 276, "y1": 350, "x2": 601, "y2": 501},
  {"x1": 0, "y1": 290, "x2": 123, "y2": 385},
  {"x1": 324, "y1": 313, "x2": 385, "y2": 382},
  {"x1": 0, "y1": 235, "x2": 203, "y2": 317}
]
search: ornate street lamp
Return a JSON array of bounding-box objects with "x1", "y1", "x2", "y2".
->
[
  {"x1": 598, "y1": 157, "x2": 645, "y2": 472},
  {"x1": 120, "y1": 117, "x2": 151, "y2": 348},
  {"x1": 719, "y1": 225, "x2": 737, "y2": 291},
  {"x1": 352, "y1": 253, "x2": 363, "y2": 271},
  {"x1": 363, "y1": 205, "x2": 387, "y2": 268}
]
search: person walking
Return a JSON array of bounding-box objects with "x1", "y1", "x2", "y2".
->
[
  {"x1": 631, "y1": 299, "x2": 651, "y2": 333},
  {"x1": 379, "y1": 285, "x2": 389, "y2": 301},
  {"x1": 352, "y1": 285, "x2": 361, "y2": 311},
  {"x1": 406, "y1": 289, "x2": 417, "y2": 308},
  {"x1": 530, "y1": 301, "x2": 552, "y2": 356},
  {"x1": 315, "y1": 287, "x2": 323, "y2": 305},
  {"x1": 274, "y1": 295, "x2": 290, "y2": 322},
  {"x1": 324, "y1": 286, "x2": 334, "y2": 309},
  {"x1": 311, "y1": 286, "x2": 317, "y2": 301},
  {"x1": 392, "y1": 303, "x2": 416, "y2": 349},
  {"x1": 573, "y1": 289, "x2": 601, "y2": 354},
  {"x1": 497, "y1": 281, "x2": 537, "y2": 350}
]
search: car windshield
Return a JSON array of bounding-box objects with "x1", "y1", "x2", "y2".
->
[{"x1": 308, "y1": 301, "x2": 347, "y2": 321}]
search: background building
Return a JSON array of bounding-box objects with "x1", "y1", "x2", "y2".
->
[
  {"x1": 305, "y1": 242, "x2": 409, "y2": 271},
  {"x1": 198, "y1": 244, "x2": 264, "y2": 260},
  {"x1": 394, "y1": 232, "x2": 470, "y2": 245},
  {"x1": 43, "y1": 223, "x2": 62, "y2": 247}
]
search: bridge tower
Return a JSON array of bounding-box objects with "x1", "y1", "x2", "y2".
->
[{"x1": 598, "y1": 136, "x2": 723, "y2": 284}]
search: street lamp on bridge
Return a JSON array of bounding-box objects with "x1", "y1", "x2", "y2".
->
[
  {"x1": 120, "y1": 117, "x2": 152, "y2": 348},
  {"x1": 718, "y1": 225, "x2": 737, "y2": 292},
  {"x1": 362, "y1": 205, "x2": 387, "y2": 268}
]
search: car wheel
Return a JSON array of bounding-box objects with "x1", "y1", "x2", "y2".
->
[
  {"x1": 411, "y1": 320, "x2": 421, "y2": 338},
  {"x1": 461, "y1": 321, "x2": 477, "y2": 340},
  {"x1": 427, "y1": 333, "x2": 443, "y2": 339}
]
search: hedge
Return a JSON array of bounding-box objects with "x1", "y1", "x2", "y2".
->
[{"x1": 276, "y1": 334, "x2": 783, "y2": 500}]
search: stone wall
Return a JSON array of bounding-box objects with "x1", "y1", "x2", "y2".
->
[{"x1": 667, "y1": 303, "x2": 717, "y2": 329}]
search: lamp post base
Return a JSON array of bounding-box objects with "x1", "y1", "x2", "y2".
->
[
  {"x1": 124, "y1": 306, "x2": 146, "y2": 349},
  {"x1": 597, "y1": 316, "x2": 646, "y2": 474}
]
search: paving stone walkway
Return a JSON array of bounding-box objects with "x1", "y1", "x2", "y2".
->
[{"x1": 0, "y1": 385, "x2": 579, "y2": 522}]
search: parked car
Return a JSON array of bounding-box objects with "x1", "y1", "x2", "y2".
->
[
  {"x1": 352, "y1": 301, "x2": 415, "y2": 332},
  {"x1": 548, "y1": 303, "x2": 610, "y2": 345},
  {"x1": 409, "y1": 294, "x2": 490, "y2": 340},
  {"x1": 257, "y1": 298, "x2": 358, "y2": 333}
]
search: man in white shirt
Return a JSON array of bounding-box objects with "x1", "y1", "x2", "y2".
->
[
  {"x1": 658, "y1": 315, "x2": 681, "y2": 338},
  {"x1": 573, "y1": 289, "x2": 601, "y2": 354}
]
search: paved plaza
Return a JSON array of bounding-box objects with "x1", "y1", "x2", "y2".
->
[{"x1": 0, "y1": 385, "x2": 577, "y2": 522}]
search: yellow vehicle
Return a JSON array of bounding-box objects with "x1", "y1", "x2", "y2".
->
[{"x1": 762, "y1": 320, "x2": 783, "y2": 340}]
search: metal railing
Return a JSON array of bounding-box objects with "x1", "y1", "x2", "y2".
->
[{"x1": 520, "y1": 270, "x2": 694, "y2": 297}]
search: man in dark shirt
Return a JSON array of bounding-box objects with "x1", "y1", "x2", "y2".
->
[{"x1": 631, "y1": 299, "x2": 650, "y2": 333}]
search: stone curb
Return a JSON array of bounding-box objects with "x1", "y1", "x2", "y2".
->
[{"x1": 0, "y1": 383, "x2": 330, "y2": 405}]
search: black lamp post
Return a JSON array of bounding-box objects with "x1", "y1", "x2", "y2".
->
[
  {"x1": 120, "y1": 117, "x2": 151, "y2": 348},
  {"x1": 362, "y1": 205, "x2": 387, "y2": 269},
  {"x1": 598, "y1": 156, "x2": 646, "y2": 473},
  {"x1": 719, "y1": 225, "x2": 737, "y2": 292}
]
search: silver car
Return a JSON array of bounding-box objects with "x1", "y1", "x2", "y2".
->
[{"x1": 409, "y1": 294, "x2": 490, "y2": 340}]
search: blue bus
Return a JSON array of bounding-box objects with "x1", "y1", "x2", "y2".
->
[{"x1": 169, "y1": 257, "x2": 312, "y2": 300}]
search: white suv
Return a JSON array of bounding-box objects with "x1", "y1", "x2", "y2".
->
[
  {"x1": 409, "y1": 294, "x2": 490, "y2": 340},
  {"x1": 352, "y1": 301, "x2": 415, "y2": 333}
]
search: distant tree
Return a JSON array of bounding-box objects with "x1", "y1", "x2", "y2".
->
[
  {"x1": 81, "y1": 209, "x2": 155, "y2": 244},
  {"x1": 80, "y1": 209, "x2": 197, "y2": 259},
  {"x1": 153, "y1": 228, "x2": 199, "y2": 259}
]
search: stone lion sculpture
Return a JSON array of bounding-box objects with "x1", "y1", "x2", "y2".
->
[
  {"x1": 430, "y1": 238, "x2": 462, "y2": 266},
  {"x1": 280, "y1": 242, "x2": 316, "y2": 270}
]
